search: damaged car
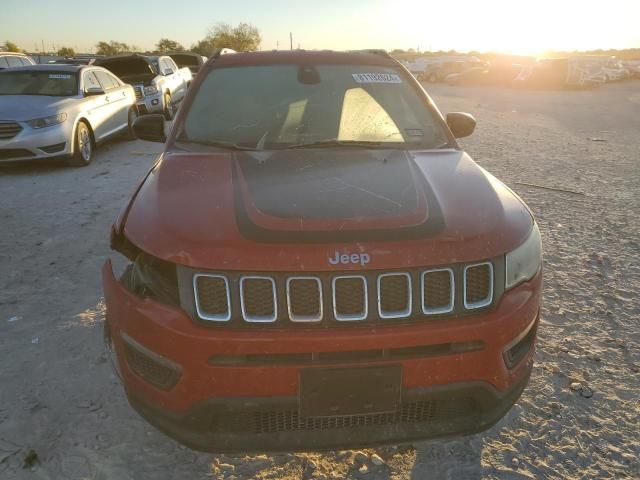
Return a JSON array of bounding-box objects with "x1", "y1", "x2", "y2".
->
[
  {"x1": 94, "y1": 54, "x2": 191, "y2": 119},
  {"x1": 103, "y1": 49, "x2": 543, "y2": 452}
]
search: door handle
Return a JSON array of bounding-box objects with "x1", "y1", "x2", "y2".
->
[{"x1": 105, "y1": 96, "x2": 110, "y2": 102}]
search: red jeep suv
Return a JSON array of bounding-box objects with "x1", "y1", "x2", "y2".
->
[{"x1": 103, "y1": 50, "x2": 542, "y2": 452}]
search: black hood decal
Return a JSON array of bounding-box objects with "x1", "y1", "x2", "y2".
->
[{"x1": 232, "y1": 149, "x2": 445, "y2": 244}]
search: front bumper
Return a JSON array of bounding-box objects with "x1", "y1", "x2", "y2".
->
[
  {"x1": 0, "y1": 121, "x2": 71, "y2": 163},
  {"x1": 136, "y1": 92, "x2": 163, "y2": 115},
  {"x1": 103, "y1": 262, "x2": 541, "y2": 451}
]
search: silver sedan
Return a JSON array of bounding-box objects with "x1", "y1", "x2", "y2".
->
[{"x1": 0, "y1": 64, "x2": 137, "y2": 166}]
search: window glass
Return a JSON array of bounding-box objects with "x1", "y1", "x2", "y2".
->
[
  {"x1": 180, "y1": 64, "x2": 448, "y2": 149},
  {"x1": 94, "y1": 70, "x2": 117, "y2": 90},
  {"x1": 83, "y1": 71, "x2": 102, "y2": 91},
  {"x1": 0, "y1": 70, "x2": 78, "y2": 96},
  {"x1": 6, "y1": 56, "x2": 23, "y2": 68},
  {"x1": 0, "y1": 57, "x2": 9, "y2": 69}
]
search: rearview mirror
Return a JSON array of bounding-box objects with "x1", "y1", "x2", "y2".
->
[
  {"x1": 446, "y1": 112, "x2": 476, "y2": 138},
  {"x1": 132, "y1": 114, "x2": 166, "y2": 143},
  {"x1": 84, "y1": 86, "x2": 105, "y2": 97}
]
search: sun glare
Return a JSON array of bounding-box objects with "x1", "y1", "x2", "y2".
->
[{"x1": 382, "y1": 0, "x2": 640, "y2": 56}]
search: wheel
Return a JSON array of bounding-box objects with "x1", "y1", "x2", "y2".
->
[
  {"x1": 163, "y1": 93, "x2": 175, "y2": 120},
  {"x1": 68, "y1": 121, "x2": 93, "y2": 167},
  {"x1": 126, "y1": 107, "x2": 138, "y2": 140}
]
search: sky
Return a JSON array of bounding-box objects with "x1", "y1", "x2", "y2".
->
[{"x1": 2, "y1": 0, "x2": 640, "y2": 55}]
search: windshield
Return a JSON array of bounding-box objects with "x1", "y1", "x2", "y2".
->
[
  {"x1": 170, "y1": 54, "x2": 199, "y2": 67},
  {"x1": 179, "y1": 64, "x2": 449, "y2": 149},
  {"x1": 0, "y1": 70, "x2": 78, "y2": 96}
]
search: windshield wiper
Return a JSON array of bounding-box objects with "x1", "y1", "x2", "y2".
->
[
  {"x1": 283, "y1": 139, "x2": 392, "y2": 149},
  {"x1": 175, "y1": 138, "x2": 258, "y2": 151}
]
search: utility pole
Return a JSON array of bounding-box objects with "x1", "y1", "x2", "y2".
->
[
  {"x1": 290, "y1": 32, "x2": 293, "y2": 51},
  {"x1": 41, "y1": 39, "x2": 45, "y2": 54}
]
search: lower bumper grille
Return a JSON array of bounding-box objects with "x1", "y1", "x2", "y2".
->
[
  {"x1": 38, "y1": 142, "x2": 66, "y2": 154},
  {"x1": 212, "y1": 396, "x2": 477, "y2": 434},
  {"x1": 0, "y1": 148, "x2": 33, "y2": 160}
]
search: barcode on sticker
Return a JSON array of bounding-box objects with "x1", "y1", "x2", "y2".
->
[
  {"x1": 49, "y1": 74, "x2": 71, "y2": 79},
  {"x1": 352, "y1": 73, "x2": 402, "y2": 84}
]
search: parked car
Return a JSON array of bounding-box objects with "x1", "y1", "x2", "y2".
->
[
  {"x1": 104, "y1": 49, "x2": 542, "y2": 452},
  {"x1": 445, "y1": 67, "x2": 489, "y2": 85},
  {"x1": 0, "y1": 64, "x2": 137, "y2": 166},
  {"x1": 167, "y1": 52, "x2": 208, "y2": 76},
  {"x1": 0, "y1": 52, "x2": 36, "y2": 70},
  {"x1": 424, "y1": 60, "x2": 481, "y2": 82},
  {"x1": 94, "y1": 54, "x2": 192, "y2": 119}
]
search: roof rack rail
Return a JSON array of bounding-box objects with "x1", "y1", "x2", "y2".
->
[{"x1": 352, "y1": 49, "x2": 392, "y2": 59}]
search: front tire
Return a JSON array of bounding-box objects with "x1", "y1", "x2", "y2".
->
[
  {"x1": 126, "y1": 107, "x2": 138, "y2": 140},
  {"x1": 68, "y1": 121, "x2": 93, "y2": 167},
  {"x1": 163, "y1": 93, "x2": 175, "y2": 120}
]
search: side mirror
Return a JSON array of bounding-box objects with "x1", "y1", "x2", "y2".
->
[
  {"x1": 446, "y1": 112, "x2": 476, "y2": 138},
  {"x1": 84, "y1": 86, "x2": 105, "y2": 97},
  {"x1": 132, "y1": 114, "x2": 166, "y2": 143},
  {"x1": 163, "y1": 68, "x2": 174, "y2": 76}
]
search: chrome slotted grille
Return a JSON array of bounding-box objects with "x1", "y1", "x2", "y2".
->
[
  {"x1": 464, "y1": 262, "x2": 494, "y2": 309},
  {"x1": 378, "y1": 273, "x2": 412, "y2": 319},
  {"x1": 241, "y1": 276, "x2": 277, "y2": 322},
  {"x1": 192, "y1": 260, "x2": 495, "y2": 325},
  {"x1": 133, "y1": 85, "x2": 144, "y2": 101},
  {"x1": 287, "y1": 277, "x2": 322, "y2": 322},
  {"x1": 333, "y1": 275, "x2": 368, "y2": 321},
  {"x1": 422, "y1": 268, "x2": 454, "y2": 314},
  {"x1": 0, "y1": 121, "x2": 22, "y2": 140},
  {"x1": 194, "y1": 274, "x2": 230, "y2": 321}
]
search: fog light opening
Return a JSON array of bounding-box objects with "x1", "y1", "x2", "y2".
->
[{"x1": 121, "y1": 333, "x2": 182, "y2": 391}]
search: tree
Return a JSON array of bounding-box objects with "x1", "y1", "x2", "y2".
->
[
  {"x1": 4, "y1": 41, "x2": 21, "y2": 53},
  {"x1": 156, "y1": 38, "x2": 184, "y2": 53},
  {"x1": 57, "y1": 46, "x2": 75, "y2": 57},
  {"x1": 192, "y1": 22, "x2": 261, "y2": 56},
  {"x1": 96, "y1": 41, "x2": 131, "y2": 56}
]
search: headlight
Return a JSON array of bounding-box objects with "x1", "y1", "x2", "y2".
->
[
  {"x1": 112, "y1": 251, "x2": 180, "y2": 306},
  {"x1": 144, "y1": 85, "x2": 158, "y2": 95},
  {"x1": 505, "y1": 222, "x2": 542, "y2": 290},
  {"x1": 27, "y1": 112, "x2": 67, "y2": 129}
]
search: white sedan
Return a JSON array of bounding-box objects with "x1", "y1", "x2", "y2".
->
[{"x1": 0, "y1": 64, "x2": 137, "y2": 166}]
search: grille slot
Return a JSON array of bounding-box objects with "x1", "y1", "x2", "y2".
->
[
  {"x1": 194, "y1": 274, "x2": 230, "y2": 321},
  {"x1": 0, "y1": 121, "x2": 22, "y2": 140},
  {"x1": 332, "y1": 276, "x2": 367, "y2": 321},
  {"x1": 421, "y1": 268, "x2": 454, "y2": 314},
  {"x1": 287, "y1": 277, "x2": 322, "y2": 322},
  {"x1": 464, "y1": 262, "x2": 494, "y2": 309},
  {"x1": 240, "y1": 276, "x2": 277, "y2": 322},
  {"x1": 378, "y1": 273, "x2": 412, "y2": 318},
  {"x1": 133, "y1": 85, "x2": 144, "y2": 100}
]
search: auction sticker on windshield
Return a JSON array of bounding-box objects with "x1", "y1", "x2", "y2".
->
[
  {"x1": 352, "y1": 73, "x2": 402, "y2": 84},
  {"x1": 49, "y1": 74, "x2": 72, "y2": 79}
]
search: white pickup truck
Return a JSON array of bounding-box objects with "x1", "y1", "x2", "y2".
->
[{"x1": 94, "y1": 54, "x2": 192, "y2": 119}]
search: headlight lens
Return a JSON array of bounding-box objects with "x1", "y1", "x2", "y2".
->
[
  {"x1": 144, "y1": 85, "x2": 158, "y2": 95},
  {"x1": 27, "y1": 112, "x2": 67, "y2": 129},
  {"x1": 113, "y1": 251, "x2": 180, "y2": 306},
  {"x1": 505, "y1": 222, "x2": 542, "y2": 290}
]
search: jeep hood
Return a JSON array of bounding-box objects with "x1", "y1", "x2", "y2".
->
[{"x1": 122, "y1": 149, "x2": 533, "y2": 271}]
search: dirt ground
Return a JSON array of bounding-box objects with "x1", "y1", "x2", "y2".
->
[{"x1": 1, "y1": 81, "x2": 639, "y2": 479}]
